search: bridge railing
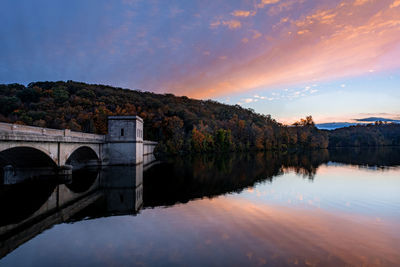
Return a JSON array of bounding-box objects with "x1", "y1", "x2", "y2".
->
[{"x1": 0, "y1": 122, "x2": 105, "y2": 141}]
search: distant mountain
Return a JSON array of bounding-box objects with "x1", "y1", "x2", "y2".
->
[
  {"x1": 316, "y1": 122, "x2": 360, "y2": 130},
  {"x1": 355, "y1": 117, "x2": 400, "y2": 123}
]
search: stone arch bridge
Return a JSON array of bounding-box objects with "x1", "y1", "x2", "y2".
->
[{"x1": 0, "y1": 116, "x2": 157, "y2": 183}]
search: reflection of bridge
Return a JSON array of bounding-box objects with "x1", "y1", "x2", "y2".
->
[
  {"x1": 0, "y1": 165, "x2": 145, "y2": 259},
  {"x1": 0, "y1": 116, "x2": 157, "y2": 183}
]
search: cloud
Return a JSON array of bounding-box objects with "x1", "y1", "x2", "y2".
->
[
  {"x1": 243, "y1": 98, "x2": 254, "y2": 103},
  {"x1": 163, "y1": 0, "x2": 400, "y2": 99},
  {"x1": 231, "y1": 10, "x2": 256, "y2": 17},
  {"x1": 257, "y1": 0, "x2": 281, "y2": 8},
  {"x1": 267, "y1": 0, "x2": 305, "y2": 15},
  {"x1": 251, "y1": 30, "x2": 262, "y2": 39},
  {"x1": 353, "y1": 0, "x2": 371, "y2": 6},
  {"x1": 211, "y1": 19, "x2": 242, "y2": 29},
  {"x1": 222, "y1": 20, "x2": 242, "y2": 29},
  {"x1": 297, "y1": 29, "x2": 309, "y2": 35},
  {"x1": 210, "y1": 20, "x2": 221, "y2": 28},
  {"x1": 390, "y1": 0, "x2": 400, "y2": 8},
  {"x1": 169, "y1": 7, "x2": 184, "y2": 17},
  {"x1": 355, "y1": 117, "x2": 400, "y2": 122},
  {"x1": 280, "y1": 17, "x2": 289, "y2": 23}
]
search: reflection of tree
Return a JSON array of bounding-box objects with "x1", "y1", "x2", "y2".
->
[
  {"x1": 280, "y1": 150, "x2": 330, "y2": 180},
  {"x1": 143, "y1": 150, "x2": 327, "y2": 207},
  {"x1": 144, "y1": 148, "x2": 400, "y2": 207},
  {"x1": 328, "y1": 147, "x2": 400, "y2": 169}
]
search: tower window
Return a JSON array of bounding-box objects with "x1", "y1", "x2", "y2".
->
[{"x1": 121, "y1": 128, "x2": 124, "y2": 136}]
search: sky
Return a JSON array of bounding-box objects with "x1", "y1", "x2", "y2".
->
[{"x1": 0, "y1": 0, "x2": 399, "y2": 124}]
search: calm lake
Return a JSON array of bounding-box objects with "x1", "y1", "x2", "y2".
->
[{"x1": 1, "y1": 148, "x2": 399, "y2": 267}]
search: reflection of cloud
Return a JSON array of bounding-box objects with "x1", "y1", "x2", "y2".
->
[{"x1": 174, "y1": 196, "x2": 400, "y2": 266}]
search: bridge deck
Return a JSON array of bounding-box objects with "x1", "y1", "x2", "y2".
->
[{"x1": 0, "y1": 122, "x2": 105, "y2": 143}]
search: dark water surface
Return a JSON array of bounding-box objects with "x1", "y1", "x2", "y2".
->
[{"x1": 0, "y1": 148, "x2": 400, "y2": 266}]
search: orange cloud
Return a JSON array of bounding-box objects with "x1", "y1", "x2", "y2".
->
[
  {"x1": 390, "y1": 0, "x2": 400, "y2": 8},
  {"x1": 297, "y1": 29, "x2": 309, "y2": 35},
  {"x1": 163, "y1": 0, "x2": 400, "y2": 99},
  {"x1": 231, "y1": 10, "x2": 256, "y2": 17},
  {"x1": 353, "y1": 0, "x2": 372, "y2": 6},
  {"x1": 257, "y1": 0, "x2": 281, "y2": 8}
]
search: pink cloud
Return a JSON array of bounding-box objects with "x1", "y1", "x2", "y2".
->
[{"x1": 161, "y1": 0, "x2": 400, "y2": 99}]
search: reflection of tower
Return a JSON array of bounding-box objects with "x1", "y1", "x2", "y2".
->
[
  {"x1": 106, "y1": 116, "x2": 144, "y2": 165},
  {"x1": 100, "y1": 165, "x2": 143, "y2": 214}
]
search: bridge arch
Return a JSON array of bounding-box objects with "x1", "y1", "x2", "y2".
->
[
  {"x1": 0, "y1": 146, "x2": 58, "y2": 184},
  {"x1": 65, "y1": 168, "x2": 99, "y2": 193},
  {"x1": 0, "y1": 146, "x2": 57, "y2": 169},
  {"x1": 66, "y1": 146, "x2": 100, "y2": 170}
]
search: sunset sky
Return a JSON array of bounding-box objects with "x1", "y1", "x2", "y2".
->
[{"x1": 1, "y1": 0, "x2": 399, "y2": 123}]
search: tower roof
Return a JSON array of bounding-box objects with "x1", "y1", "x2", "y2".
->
[{"x1": 108, "y1": 116, "x2": 143, "y2": 123}]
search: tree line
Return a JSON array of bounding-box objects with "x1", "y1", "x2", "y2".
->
[{"x1": 0, "y1": 81, "x2": 399, "y2": 154}]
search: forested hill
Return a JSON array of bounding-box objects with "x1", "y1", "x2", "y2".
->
[{"x1": 1, "y1": 81, "x2": 399, "y2": 153}]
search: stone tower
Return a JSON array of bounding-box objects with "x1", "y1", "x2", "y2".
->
[{"x1": 106, "y1": 116, "x2": 143, "y2": 165}]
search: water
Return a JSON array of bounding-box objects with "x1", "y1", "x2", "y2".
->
[{"x1": 0, "y1": 148, "x2": 400, "y2": 266}]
